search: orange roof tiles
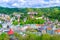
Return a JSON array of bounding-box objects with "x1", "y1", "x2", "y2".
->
[
  {"x1": 47, "y1": 27, "x2": 52, "y2": 30},
  {"x1": 36, "y1": 24, "x2": 44, "y2": 26},
  {"x1": 55, "y1": 29, "x2": 60, "y2": 32}
]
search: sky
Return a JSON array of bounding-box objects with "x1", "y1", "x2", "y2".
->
[{"x1": 0, "y1": 0, "x2": 60, "y2": 8}]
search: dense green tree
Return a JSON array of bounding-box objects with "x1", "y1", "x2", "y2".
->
[
  {"x1": 0, "y1": 24, "x2": 2, "y2": 28},
  {"x1": 0, "y1": 33, "x2": 9, "y2": 40},
  {"x1": 12, "y1": 20, "x2": 18, "y2": 25}
]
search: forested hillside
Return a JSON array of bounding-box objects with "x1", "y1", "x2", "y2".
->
[{"x1": 0, "y1": 6, "x2": 60, "y2": 21}]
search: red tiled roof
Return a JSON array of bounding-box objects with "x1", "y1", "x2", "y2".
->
[
  {"x1": 8, "y1": 29, "x2": 14, "y2": 35},
  {"x1": 36, "y1": 24, "x2": 44, "y2": 27},
  {"x1": 47, "y1": 27, "x2": 52, "y2": 30},
  {"x1": 55, "y1": 29, "x2": 60, "y2": 32}
]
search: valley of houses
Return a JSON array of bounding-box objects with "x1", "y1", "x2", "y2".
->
[{"x1": 0, "y1": 12, "x2": 60, "y2": 35}]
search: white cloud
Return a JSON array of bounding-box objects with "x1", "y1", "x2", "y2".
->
[
  {"x1": 0, "y1": 0, "x2": 60, "y2": 8},
  {"x1": 2, "y1": 0, "x2": 11, "y2": 3},
  {"x1": 12, "y1": 3, "x2": 20, "y2": 8},
  {"x1": 18, "y1": 0, "x2": 26, "y2": 2},
  {"x1": 3, "y1": 0, "x2": 9, "y2": 2},
  {"x1": 12, "y1": 3, "x2": 18, "y2": 6}
]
